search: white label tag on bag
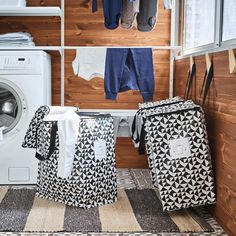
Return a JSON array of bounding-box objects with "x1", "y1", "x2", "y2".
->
[
  {"x1": 169, "y1": 137, "x2": 191, "y2": 159},
  {"x1": 94, "y1": 139, "x2": 107, "y2": 161}
]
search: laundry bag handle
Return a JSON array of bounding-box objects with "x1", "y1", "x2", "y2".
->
[
  {"x1": 35, "y1": 122, "x2": 58, "y2": 161},
  {"x1": 199, "y1": 63, "x2": 214, "y2": 107},
  {"x1": 184, "y1": 62, "x2": 196, "y2": 100}
]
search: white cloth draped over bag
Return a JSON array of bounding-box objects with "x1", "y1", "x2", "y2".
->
[{"x1": 43, "y1": 106, "x2": 80, "y2": 178}]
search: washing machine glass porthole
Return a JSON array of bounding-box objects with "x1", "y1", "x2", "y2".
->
[{"x1": 0, "y1": 82, "x2": 22, "y2": 134}]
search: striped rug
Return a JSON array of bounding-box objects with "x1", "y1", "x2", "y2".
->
[{"x1": 0, "y1": 188, "x2": 213, "y2": 233}]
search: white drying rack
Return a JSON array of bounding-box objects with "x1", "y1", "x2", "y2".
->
[{"x1": 0, "y1": 0, "x2": 180, "y2": 116}]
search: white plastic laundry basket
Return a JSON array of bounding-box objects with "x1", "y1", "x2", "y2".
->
[{"x1": 0, "y1": 0, "x2": 26, "y2": 7}]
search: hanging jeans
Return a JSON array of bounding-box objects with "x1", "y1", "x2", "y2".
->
[
  {"x1": 92, "y1": 0, "x2": 171, "y2": 31},
  {"x1": 104, "y1": 48, "x2": 154, "y2": 102},
  {"x1": 137, "y1": 0, "x2": 158, "y2": 32},
  {"x1": 93, "y1": 0, "x2": 122, "y2": 29},
  {"x1": 121, "y1": 0, "x2": 140, "y2": 29}
]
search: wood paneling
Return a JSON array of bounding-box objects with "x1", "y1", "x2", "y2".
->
[
  {"x1": 27, "y1": 0, "x2": 61, "y2": 6},
  {"x1": 63, "y1": 0, "x2": 171, "y2": 168},
  {"x1": 116, "y1": 138, "x2": 148, "y2": 168},
  {"x1": 64, "y1": 49, "x2": 170, "y2": 109},
  {"x1": 0, "y1": 0, "x2": 171, "y2": 168},
  {"x1": 0, "y1": 0, "x2": 61, "y2": 46},
  {"x1": 65, "y1": 0, "x2": 170, "y2": 46},
  {"x1": 210, "y1": 202, "x2": 236, "y2": 236},
  {"x1": 0, "y1": 16, "x2": 61, "y2": 46},
  {"x1": 174, "y1": 50, "x2": 236, "y2": 236},
  {"x1": 48, "y1": 51, "x2": 61, "y2": 106},
  {"x1": 64, "y1": 48, "x2": 170, "y2": 168}
]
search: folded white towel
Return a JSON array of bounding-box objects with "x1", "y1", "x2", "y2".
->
[
  {"x1": 0, "y1": 0, "x2": 26, "y2": 7},
  {"x1": 0, "y1": 32, "x2": 35, "y2": 47}
]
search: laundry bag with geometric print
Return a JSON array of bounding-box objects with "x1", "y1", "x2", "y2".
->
[
  {"x1": 22, "y1": 106, "x2": 117, "y2": 208},
  {"x1": 144, "y1": 101, "x2": 216, "y2": 211},
  {"x1": 131, "y1": 97, "x2": 187, "y2": 185}
]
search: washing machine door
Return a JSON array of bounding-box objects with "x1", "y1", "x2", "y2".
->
[
  {"x1": 0, "y1": 78, "x2": 37, "y2": 184},
  {"x1": 0, "y1": 79, "x2": 27, "y2": 136}
]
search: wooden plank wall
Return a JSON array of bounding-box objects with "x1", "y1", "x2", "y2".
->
[
  {"x1": 0, "y1": 0, "x2": 62, "y2": 105},
  {"x1": 174, "y1": 51, "x2": 236, "y2": 236},
  {"x1": 49, "y1": 51, "x2": 61, "y2": 106},
  {"x1": 63, "y1": 0, "x2": 171, "y2": 167},
  {"x1": 64, "y1": 49, "x2": 170, "y2": 168},
  {"x1": 64, "y1": 49, "x2": 170, "y2": 109},
  {"x1": 65, "y1": 0, "x2": 170, "y2": 46},
  {"x1": 0, "y1": 0, "x2": 171, "y2": 168},
  {"x1": 0, "y1": 0, "x2": 61, "y2": 46}
]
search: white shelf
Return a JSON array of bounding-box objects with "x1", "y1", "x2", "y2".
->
[
  {"x1": 78, "y1": 109, "x2": 137, "y2": 117},
  {"x1": 63, "y1": 46, "x2": 182, "y2": 50},
  {"x1": 0, "y1": 46, "x2": 61, "y2": 51},
  {"x1": 0, "y1": 7, "x2": 61, "y2": 17}
]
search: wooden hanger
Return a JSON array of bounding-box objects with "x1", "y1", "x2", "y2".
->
[
  {"x1": 205, "y1": 53, "x2": 212, "y2": 74},
  {"x1": 228, "y1": 49, "x2": 236, "y2": 74}
]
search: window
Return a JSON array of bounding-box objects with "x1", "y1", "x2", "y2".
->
[
  {"x1": 181, "y1": 0, "x2": 236, "y2": 55},
  {"x1": 183, "y1": 0, "x2": 215, "y2": 50},
  {"x1": 222, "y1": 0, "x2": 236, "y2": 42}
]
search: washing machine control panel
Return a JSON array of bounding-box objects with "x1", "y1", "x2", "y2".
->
[
  {"x1": 0, "y1": 54, "x2": 44, "y2": 74},
  {"x1": 2, "y1": 57, "x2": 31, "y2": 69}
]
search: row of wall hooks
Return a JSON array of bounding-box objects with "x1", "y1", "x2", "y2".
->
[
  {"x1": 189, "y1": 49, "x2": 236, "y2": 75},
  {"x1": 189, "y1": 54, "x2": 212, "y2": 75}
]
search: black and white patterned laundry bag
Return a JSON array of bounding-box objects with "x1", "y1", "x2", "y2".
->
[
  {"x1": 139, "y1": 96, "x2": 183, "y2": 109},
  {"x1": 144, "y1": 100, "x2": 195, "y2": 182},
  {"x1": 23, "y1": 107, "x2": 117, "y2": 208},
  {"x1": 145, "y1": 101, "x2": 216, "y2": 211},
  {"x1": 132, "y1": 98, "x2": 187, "y2": 182}
]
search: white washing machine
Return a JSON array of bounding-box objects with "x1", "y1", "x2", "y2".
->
[{"x1": 0, "y1": 51, "x2": 51, "y2": 184}]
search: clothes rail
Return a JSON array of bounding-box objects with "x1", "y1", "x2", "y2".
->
[
  {"x1": 63, "y1": 46, "x2": 181, "y2": 50},
  {"x1": 78, "y1": 109, "x2": 137, "y2": 117},
  {"x1": 58, "y1": 0, "x2": 180, "y2": 105}
]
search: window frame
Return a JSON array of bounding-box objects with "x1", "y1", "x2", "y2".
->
[
  {"x1": 180, "y1": 0, "x2": 236, "y2": 57},
  {"x1": 220, "y1": 0, "x2": 236, "y2": 48}
]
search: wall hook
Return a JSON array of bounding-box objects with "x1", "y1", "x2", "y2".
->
[
  {"x1": 228, "y1": 49, "x2": 236, "y2": 74},
  {"x1": 190, "y1": 55, "x2": 194, "y2": 71},
  {"x1": 205, "y1": 53, "x2": 212, "y2": 74}
]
